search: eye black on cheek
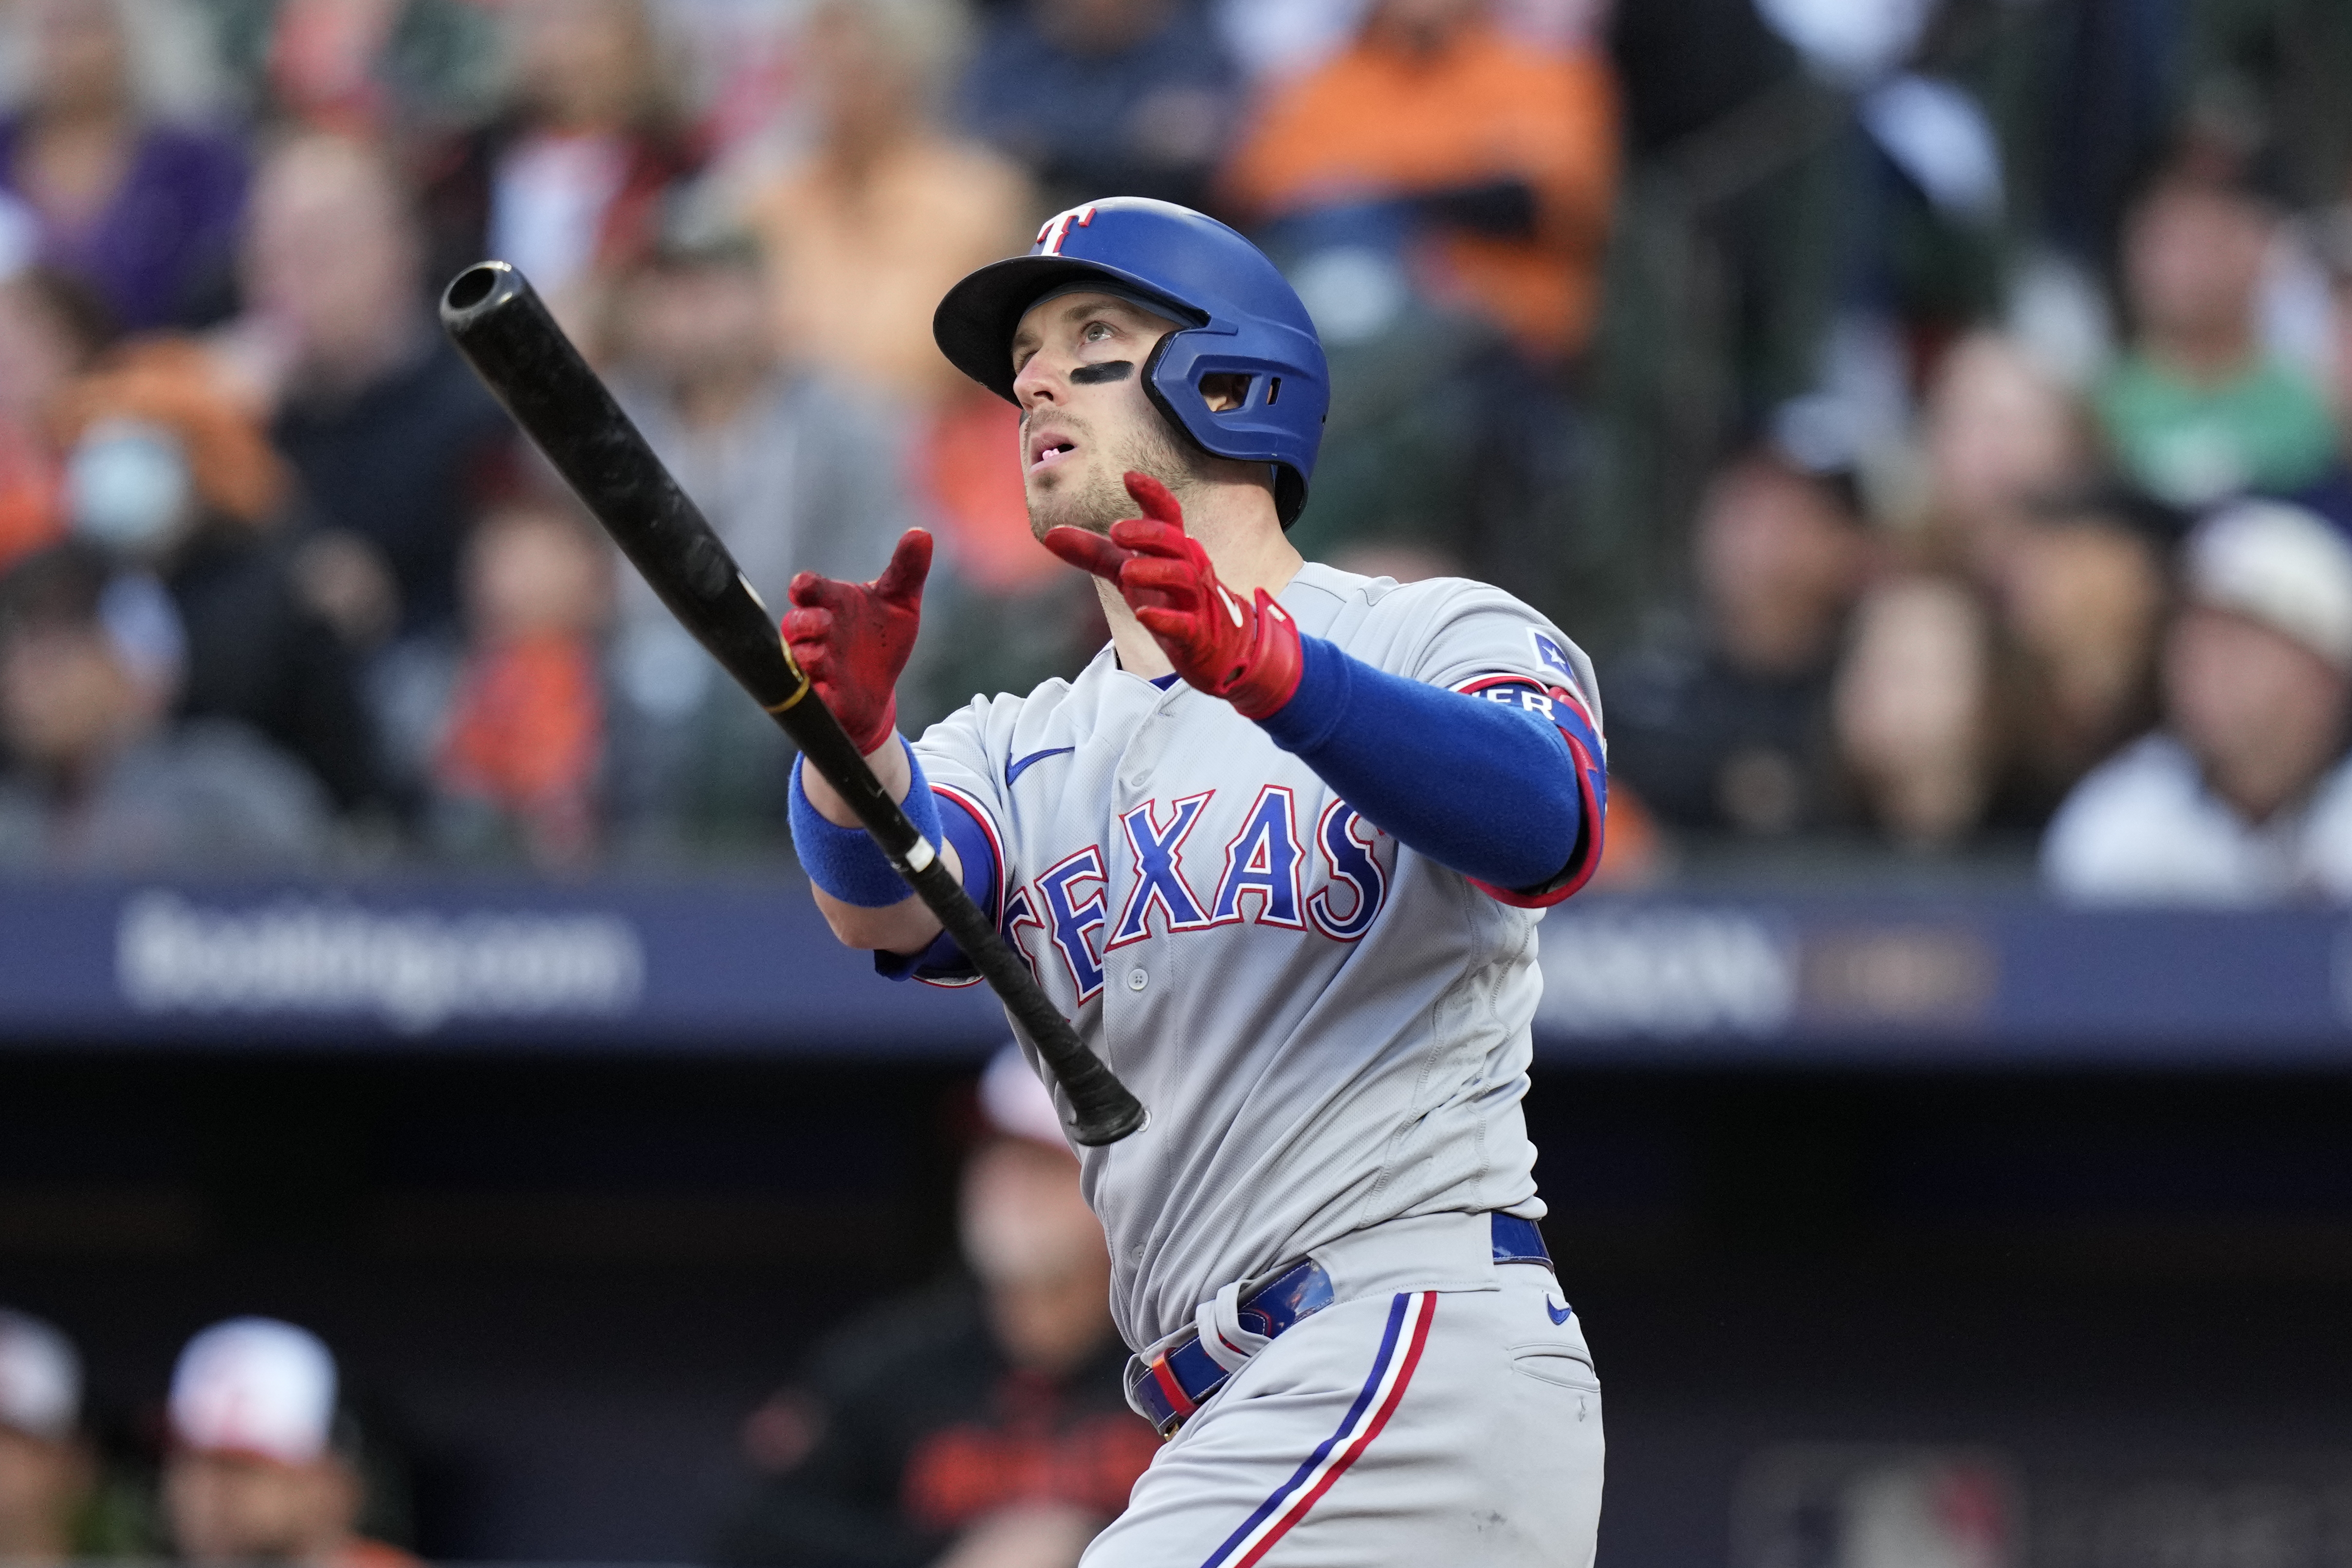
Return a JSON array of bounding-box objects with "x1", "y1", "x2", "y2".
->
[{"x1": 1070, "y1": 360, "x2": 1135, "y2": 386}]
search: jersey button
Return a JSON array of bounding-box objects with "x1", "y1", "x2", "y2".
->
[{"x1": 1126, "y1": 967, "x2": 1149, "y2": 993}]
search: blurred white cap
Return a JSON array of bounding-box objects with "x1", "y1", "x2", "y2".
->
[
  {"x1": 2184, "y1": 501, "x2": 2352, "y2": 672},
  {"x1": 979, "y1": 1042, "x2": 1070, "y2": 1150},
  {"x1": 0, "y1": 1308, "x2": 81, "y2": 1440},
  {"x1": 169, "y1": 1318, "x2": 337, "y2": 1465}
]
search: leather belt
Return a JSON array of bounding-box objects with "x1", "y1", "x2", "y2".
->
[{"x1": 1125, "y1": 1212, "x2": 1553, "y2": 1437}]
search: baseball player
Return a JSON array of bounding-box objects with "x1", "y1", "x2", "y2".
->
[{"x1": 785, "y1": 198, "x2": 1608, "y2": 1567}]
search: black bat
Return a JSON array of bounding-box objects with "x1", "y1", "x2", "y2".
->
[{"x1": 440, "y1": 261, "x2": 1147, "y2": 1146}]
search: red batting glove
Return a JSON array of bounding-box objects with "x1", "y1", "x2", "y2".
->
[
  {"x1": 781, "y1": 529, "x2": 932, "y2": 754},
  {"x1": 1042, "y1": 472, "x2": 1303, "y2": 719}
]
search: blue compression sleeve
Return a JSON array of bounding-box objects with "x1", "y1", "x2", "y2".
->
[
  {"x1": 1255, "y1": 635, "x2": 1590, "y2": 893},
  {"x1": 874, "y1": 790, "x2": 1001, "y2": 982},
  {"x1": 788, "y1": 739, "x2": 944, "y2": 907}
]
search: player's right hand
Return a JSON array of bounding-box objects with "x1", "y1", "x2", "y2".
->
[
  {"x1": 1044, "y1": 472, "x2": 1303, "y2": 718},
  {"x1": 782, "y1": 528, "x2": 932, "y2": 755}
]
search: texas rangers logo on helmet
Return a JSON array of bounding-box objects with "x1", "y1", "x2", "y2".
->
[{"x1": 1036, "y1": 205, "x2": 1097, "y2": 256}]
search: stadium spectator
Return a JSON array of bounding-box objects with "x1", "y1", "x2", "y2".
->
[
  {"x1": 220, "y1": 130, "x2": 511, "y2": 640},
  {"x1": 0, "y1": 0, "x2": 245, "y2": 331},
  {"x1": 205, "y1": 0, "x2": 503, "y2": 138},
  {"x1": 1219, "y1": 0, "x2": 1618, "y2": 365},
  {"x1": 0, "y1": 1309, "x2": 91, "y2": 1567},
  {"x1": 425, "y1": 498, "x2": 610, "y2": 868},
  {"x1": 609, "y1": 228, "x2": 913, "y2": 628},
  {"x1": 0, "y1": 540, "x2": 330, "y2": 870},
  {"x1": 736, "y1": 0, "x2": 1066, "y2": 702},
  {"x1": 2291, "y1": 202, "x2": 2352, "y2": 535},
  {"x1": 646, "y1": 1, "x2": 802, "y2": 162},
  {"x1": 602, "y1": 228, "x2": 920, "y2": 847},
  {"x1": 164, "y1": 1317, "x2": 417, "y2": 1568},
  {"x1": 0, "y1": 265, "x2": 113, "y2": 572},
  {"x1": 416, "y1": 0, "x2": 701, "y2": 326},
  {"x1": 2095, "y1": 168, "x2": 2337, "y2": 510},
  {"x1": 2044, "y1": 500, "x2": 2352, "y2": 903},
  {"x1": 54, "y1": 336, "x2": 382, "y2": 811},
  {"x1": 1999, "y1": 509, "x2": 2167, "y2": 819},
  {"x1": 1604, "y1": 453, "x2": 1868, "y2": 837},
  {"x1": 1833, "y1": 573, "x2": 2003, "y2": 851},
  {"x1": 957, "y1": 0, "x2": 1241, "y2": 216},
  {"x1": 737, "y1": 0, "x2": 1036, "y2": 410},
  {"x1": 1913, "y1": 333, "x2": 2099, "y2": 589},
  {"x1": 715, "y1": 1047, "x2": 1158, "y2": 1568}
]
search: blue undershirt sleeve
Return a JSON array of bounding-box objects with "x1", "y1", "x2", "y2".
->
[
  {"x1": 874, "y1": 791, "x2": 1002, "y2": 983},
  {"x1": 1254, "y1": 634, "x2": 1587, "y2": 893}
]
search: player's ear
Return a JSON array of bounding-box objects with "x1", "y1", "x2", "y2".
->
[{"x1": 1199, "y1": 373, "x2": 1250, "y2": 413}]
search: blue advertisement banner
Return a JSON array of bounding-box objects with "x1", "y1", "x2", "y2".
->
[{"x1": 0, "y1": 879, "x2": 2345, "y2": 1062}]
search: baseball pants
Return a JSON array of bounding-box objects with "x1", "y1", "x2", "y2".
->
[{"x1": 1082, "y1": 1257, "x2": 1604, "y2": 1567}]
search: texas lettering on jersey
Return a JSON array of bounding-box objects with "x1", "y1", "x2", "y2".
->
[{"x1": 982, "y1": 790, "x2": 1395, "y2": 1002}]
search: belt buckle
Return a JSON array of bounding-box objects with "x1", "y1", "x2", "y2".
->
[{"x1": 1127, "y1": 1255, "x2": 1334, "y2": 1437}]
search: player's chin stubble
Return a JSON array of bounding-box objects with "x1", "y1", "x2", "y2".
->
[{"x1": 1026, "y1": 416, "x2": 1200, "y2": 542}]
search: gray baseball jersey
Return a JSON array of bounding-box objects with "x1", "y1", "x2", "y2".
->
[{"x1": 905, "y1": 562, "x2": 1603, "y2": 1351}]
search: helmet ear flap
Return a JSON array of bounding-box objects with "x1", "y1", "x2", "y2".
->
[
  {"x1": 1138, "y1": 329, "x2": 1191, "y2": 449},
  {"x1": 1139, "y1": 331, "x2": 1311, "y2": 530},
  {"x1": 1272, "y1": 466, "x2": 1307, "y2": 528}
]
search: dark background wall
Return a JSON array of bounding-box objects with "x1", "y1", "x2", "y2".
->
[{"x1": 6, "y1": 1053, "x2": 2352, "y2": 1564}]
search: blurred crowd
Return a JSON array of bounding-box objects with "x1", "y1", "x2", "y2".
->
[
  {"x1": 0, "y1": 1050, "x2": 1149, "y2": 1568},
  {"x1": 0, "y1": 1310, "x2": 418, "y2": 1568},
  {"x1": 0, "y1": 0, "x2": 2345, "y2": 902}
]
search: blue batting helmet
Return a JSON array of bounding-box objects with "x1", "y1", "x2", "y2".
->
[{"x1": 933, "y1": 197, "x2": 1330, "y2": 527}]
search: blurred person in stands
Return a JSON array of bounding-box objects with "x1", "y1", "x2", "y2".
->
[
  {"x1": 0, "y1": 540, "x2": 330, "y2": 870},
  {"x1": 740, "y1": 0, "x2": 1035, "y2": 412},
  {"x1": 609, "y1": 224, "x2": 913, "y2": 629},
  {"x1": 164, "y1": 1317, "x2": 415, "y2": 1568},
  {"x1": 425, "y1": 497, "x2": 610, "y2": 868},
  {"x1": 1217, "y1": 0, "x2": 1614, "y2": 591},
  {"x1": 1914, "y1": 333, "x2": 2100, "y2": 590},
  {"x1": 218, "y1": 130, "x2": 510, "y2": 642},
  {"x1": 1220, "y1": 0, "x2": 1617, "y2": 370},
  {"x1": 1605, "y1": 452, "x2": 1868, "y2": 838},
  {"x1": 737, "y1": 0, "x2": 1073, "y2": 698},
  {"x1": 957, "y1": 0, "x2": 1240, "y2": 216},
  {"x1": 205, "y1": 0, "x2": 503, "y2": 138},
  {"x1": 2095, "y1": 166, "x2": 2337, "y2": 510},
  {"x1": 53, "y1": 337, "x2": 381, "y2": 812},
  {"x1": 1999, "y1": 508, "x2": 2167, "y2": 819},
  {"x1": 0, "y1": 0, "x2": 245, "y2": 331},
  {"x1": 0, "y1": 1309, "x2": 92, "y2": 1567},
  {"x1": 716, "y1": 1046, "x2": 1158, "y2": 1568},
  {"x1": 2044, "y1": 500, "x2": 2352, "y2": 902},
  {"x1": 1907, "y1": 337, "x2": 2168, "y2": 818},
  {"x1": 0, "y1": 265, "x2": 113, "y2": 572},
  {"x1": 417, "y1": 0, "x2": 701, "y2": 331},
  {"x1": 2290, "y1": 203, "x2": 2352, "y2": 533},
  {"x1": 603, "y1": 224, "x2": 920, "y2": 848},
  {"x1": 1833, "y1": 573, "x2": 2005, "y2": 852}
]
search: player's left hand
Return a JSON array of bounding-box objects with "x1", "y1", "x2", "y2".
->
[{"x1": 1043, "y1": 472, "x2": 1303, "y2": 719}]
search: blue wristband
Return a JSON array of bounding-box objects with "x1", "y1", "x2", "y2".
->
[{"x1": 789, "y1": 741, "x2": 946, "y2": 908}]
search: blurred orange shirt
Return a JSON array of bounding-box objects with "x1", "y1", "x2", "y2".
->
[
  {"x1": 437, "y1": 634, "x2": 603, "y2": 810},
  {"x1": 919, "y1": 387, "x2": 1060, "y2": 593},
  {"x1": 0, "y1": 419, "x2": 61, "y2": 572},
  {"x1": 744, "y1": 137, "x2": 1036, "y2": 409},
  {"x1": 1222, "y1": 22, "x2": 1619, "y2": 362}
]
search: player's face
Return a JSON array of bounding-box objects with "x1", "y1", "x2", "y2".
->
[{"x1": 1009, "y1": 291, "x2": 1197, "y2": 541}]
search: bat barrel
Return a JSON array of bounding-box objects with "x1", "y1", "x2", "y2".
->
[{"x1": 439, "y1": 262, "x2": 799, "y2": 712}]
